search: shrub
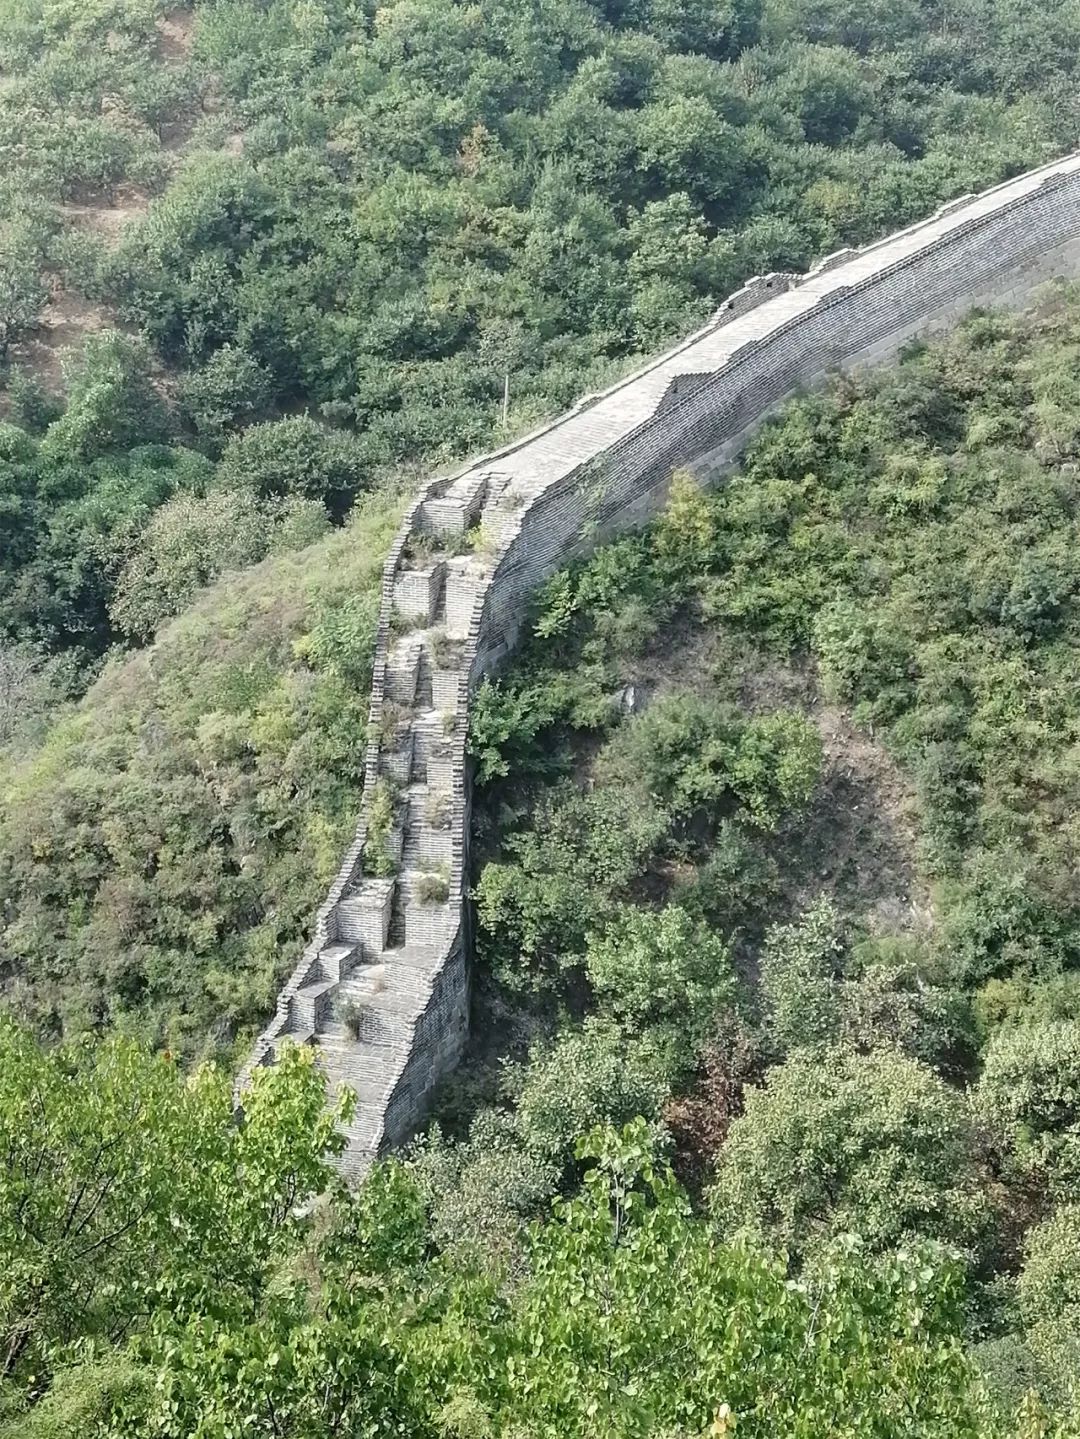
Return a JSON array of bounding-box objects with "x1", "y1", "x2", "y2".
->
[
  {"x1": 415, "y1": 871, "x2": 449, "y2": 904},
  {"x1": 179, "y1": 345, "x2": 274, "y2": 446},
  {"x1": 216, "y1": 417, "x2": 369, "y2": 519},
  {"x1": 1019, "y1": 1206, "x2": 1080, "y2": 1327},
  {"x1": 362, "y1": 779, "x2": 399, "y2": 878},
  {"x1": 976, "y1": 1020, "x2": 1080, "y2": 1196},
  {"x1": 759, "y1": 897, "x2": 844, "y2": 1057},
  {"x1": 711, "y1": 1045, "x2": 987, "y2": 1259},
  {"x1": 585, "y1": 902, "x2": 736, "y2": 1048},
  {"x1": 110, "y1": 490, "x2": 330, "y2": 640}
]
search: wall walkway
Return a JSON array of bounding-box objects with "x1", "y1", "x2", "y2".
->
[{"x1": 239, "y1": 148, "x2": 1080, "y2": 1174}]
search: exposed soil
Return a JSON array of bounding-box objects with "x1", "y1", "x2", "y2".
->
[
  {"x1": 1, "y1": 6, "x2": 247, "y2": 403},
  {"x1": 156, "y1": 7, "x2": 195, "y2": 64},
  {"x1": 4, "y1": 288, "x2": 118, "y2": 399},
  {"x1": 60, "y1": 181, "x2": 151, "y2": 246},
  {"x1": 623, "y1": 615, "x2": 934, "y2": 936},
  {"x1": 774, "y1": 701, "x2": 932, "y2": 937}
]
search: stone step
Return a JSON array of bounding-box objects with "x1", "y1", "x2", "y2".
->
[
  {"x1": 318, "y1": 1008, "x2": 415, "y2": 1048},
  {"x1": 399, "y1": 868, "x2": 456, "y2": 949},
  {"x1": 411, "y1": 713, "x2": 456, "y2": 787},
  {"x1": 330, "y1": 970, "x2": 430, "y2": 1007},
  {"x1": 340, "y1": 963, "x2": 434, "y2": 1004},
  {"x1": 421, "y1": 471, "x2": 488, "y2": 537},
  {"x1": 401, "y1": 825, "x2": 453, "y2": 868},
  {"x1": 384, "y1": 636, "x2": 422, "y2": 704},
  {"x1": 393, "y1": 561, "x2": 445, "y2": 623},
  {"x1": 334, "y1": 878, "x2": 395, "y2": 949},
  {"x1": 317, "y1": 1048, "x2": 397, "y2": 1080},
  {"x1": 444, "y1": 557, "x2": 489, "y2": 640},
  {"x1": 379, "y1": 729, "x2": 414, "y2": 785},
  {"x1": 318, "y1": 942, "x2": 357, "y2": 986},
  {"x1": 335, "y1": 1101, "x2": 388, "y2": 1140},
  {"x1": 319, "y1": 1069, "x2": 391, "y2": 1106}
]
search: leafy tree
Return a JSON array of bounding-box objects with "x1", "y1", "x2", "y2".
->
[
  {"x1": 513, "y1": 1021, "x2": 673, "y2": 1166},
  {"x1": 0, "y1": 227, "x2": 47, "y2": 361},
  {"x1": 39, "y1": 333, "x2": 168, "y2": 465},
  {"x1": 977, "y1": 1020, "x2": 1080, "y2": 1198},
  {"x1": 178, "y1": 344, "x2": 274, "y2": 447},
  {"x1": 430, "y1": 1121, "x2": 1001, "y2": 1438},
  {"x1": 759, "y1": 896, "x2": 845, "y2": 1056},
  {"x1": 585, "y1": 901, "x2": 736, "y2": 1043},
  {"x1": 1019, "y1": 1206, "x2": 1080, "y2": 1329},
  {"x1": 0, "y1": 1023, "x2": 350, "y2": 1406},
  {"x1": 711, "y1": 1045, "x2": 987, "y2": 1259},
  {"x1": 601, "y1": 693, "x2": 821, "y2": 828},
  {"x1": 215, "y1": 416, "x2": 368, "y2": 518},
  {"x1": 109, "y1": 488, "x2": 329, "y2": 640}
]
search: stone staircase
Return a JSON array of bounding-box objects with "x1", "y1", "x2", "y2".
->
[{"x1": 236, "y1": 468, "x2": 514, "y2": 1176}]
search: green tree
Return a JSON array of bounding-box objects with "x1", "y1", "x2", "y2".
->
[
  {"x1": 977, "y1": 1020, "x2": 1080, "y2": 1198},
  {"x1": 711, "y1": 1045, "x2": 987, "y2": 1259},
  {"x1": 585, "y1": 901, "x2": 736, "y2": 1043},
  {"x1": 39, "y1": 333, "x2": 168, "y2": 465},
  {"x1": 439, "y1": 1120, "x2": 998, "y2": 1438},
  {"x1": 178, "y1": 344, "x2": 274, "y2": 447},
  {"x1": 0, "y1": 227, "x2": 47, "y2": 361},
  {"x1": 109, "y1": 488, "x2": 329, "y2": 639},
  {"x1": 759, "y1": 896, "x2": 845, "y2": 1056},
  {"x1": 215, "y1": 416, "x2": 368, "y2": 518},
  {"x1": 0, "y1": 1025, "x2": 350, "y2": 1405}
]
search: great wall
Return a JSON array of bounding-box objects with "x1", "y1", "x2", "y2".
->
[{"x1": 239, "y1": 147, "x2": 1080, "y2": 1175}]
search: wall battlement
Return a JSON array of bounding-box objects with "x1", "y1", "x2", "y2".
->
[{"x1": 239, "y1": 149, "x2": 1080, "y2": 1175}]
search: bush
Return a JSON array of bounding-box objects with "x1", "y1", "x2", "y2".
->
[
  {"x1": 584, "y1": 902, "x2": 736, "y2": 1046},
  {"x1": 110, "y1": 489, "x2": 330, "y2": 640},
  {"x1": 179, "y1": 345, "x2": 274, "y2": 446},
  {"x1": 711, "y1": 1045, "x2": 987, "y2": 1259},
  {"x1": 415, "y1": 871, "x2": 449, "y2": 904},
  {"x1": 759, "y1": 896, "x2": 844, "y2": 1057},
  {"x1": 513, "y1": 1019, "x2": 673, "y2": 1168},
  {"x1": 1019, "y1": 1206, "x2": 1080, "y2": 1328},
  {"x1": 215, "y1": 417, "x2": 369, "y2": 519},
  {"x1": 977, "y1": 1020, "x2": 1080, "y2": 1197}
]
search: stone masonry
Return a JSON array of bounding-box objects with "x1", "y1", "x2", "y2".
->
[{"x1": 239, "y1": 148, "x2": 1080, "y2": 1176}]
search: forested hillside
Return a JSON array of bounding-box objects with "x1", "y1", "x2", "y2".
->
[
  {"x1": 8, "y1": 0, "x2": 1080, "y2": 1055},
  {"x1": 448, "y1": 289, "x2": 1080, "y2": 1421},
  {"x1": 5, "y1": 0, "x2": 1080, "y2": 1432},
  {"x1": 6, "y1": 296, "x2": 1080, "y2": 1437},
  {"x1": 5, "y1": 0, "x2": 1080, "y2": 677}
]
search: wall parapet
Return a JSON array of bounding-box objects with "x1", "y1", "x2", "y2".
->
[{"x1": 241, "y1": 148, "x2": 1080, "y2": 1174}]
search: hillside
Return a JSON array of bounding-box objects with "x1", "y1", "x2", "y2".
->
[
  {"x1": 432, "y1": 287, "x2": 1080, "y2": 1416},
  {"x1": 6, "y1": 0, "x2": 1080, "y2": 681},
  {"x1": 4, "y1": 0, "x2": 1080, "y2": 1433},
  {"x1": 0, "y1": 490, "x2": 400, "y2": 1057}
]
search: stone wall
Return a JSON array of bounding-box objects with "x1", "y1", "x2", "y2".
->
[{"x1": 241, "y1": 149, "x2": 1080, "y2": 1175}]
